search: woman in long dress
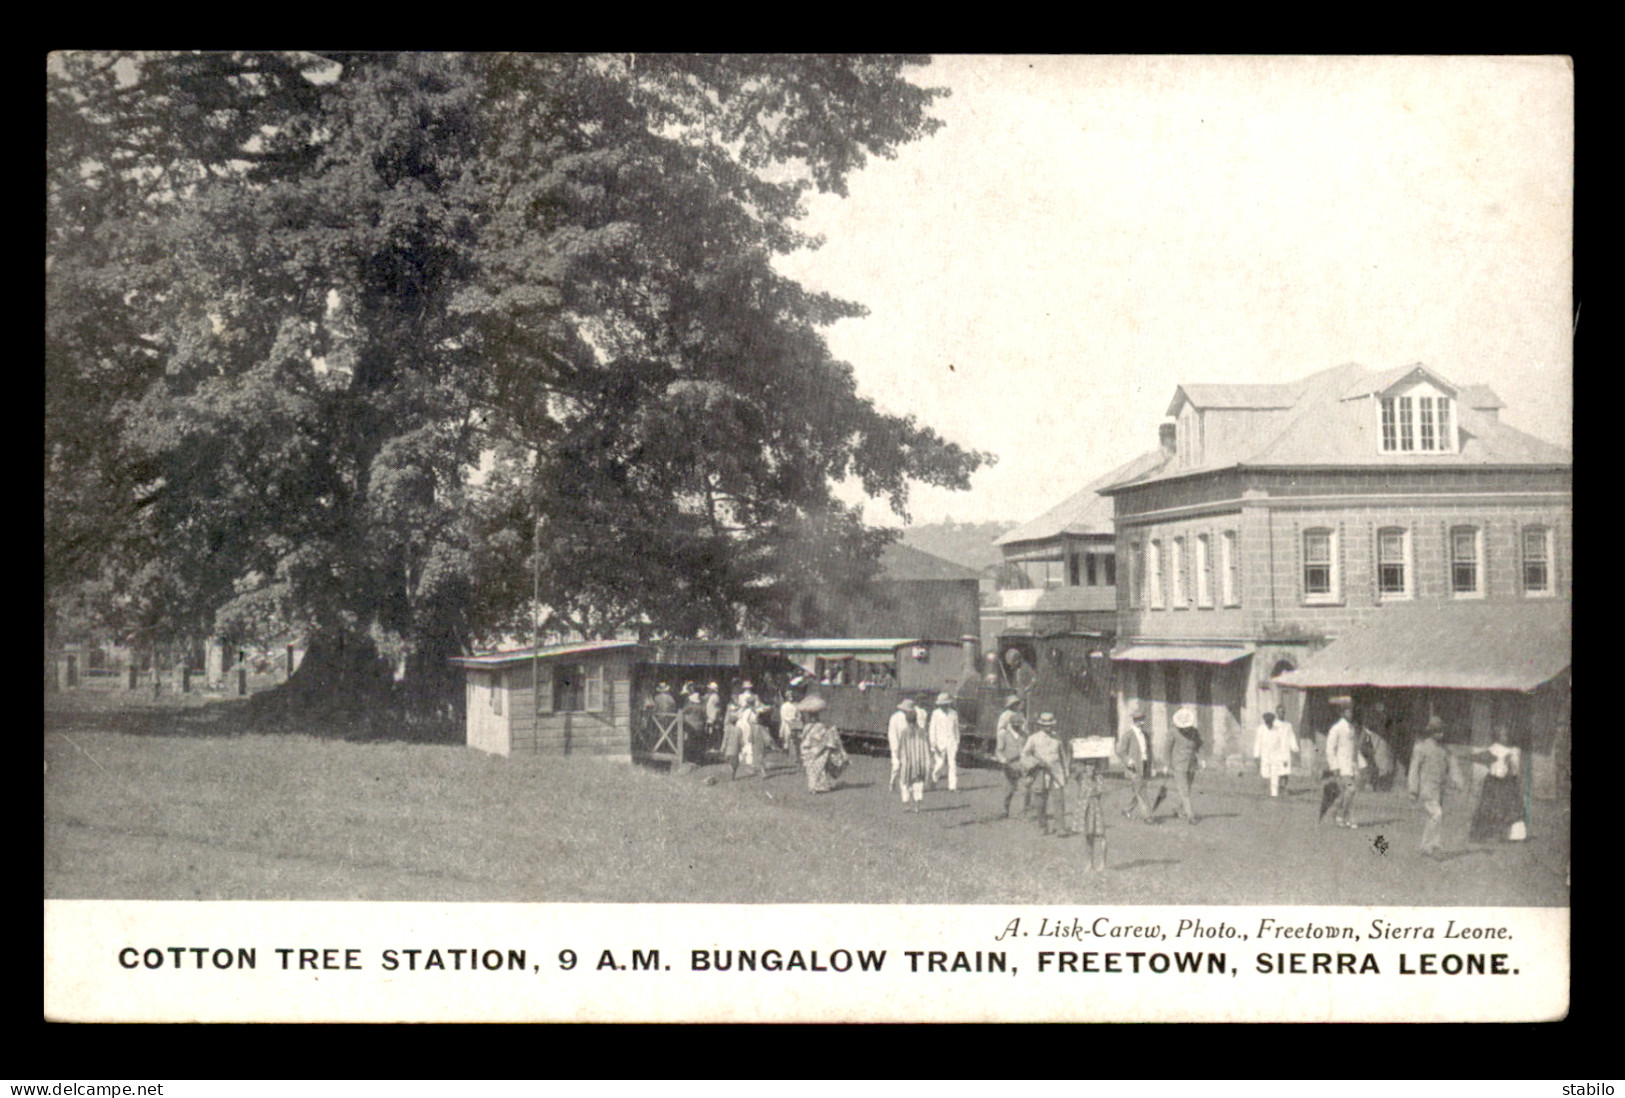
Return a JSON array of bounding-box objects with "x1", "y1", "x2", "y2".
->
[
  {"x1": 1469, "y1": 741, "x2": 1524, "y2": 842},
  {"x1": 798, "y1": 697, "x2": 848, "y2": 793},
  {"x1": 892, "y1": 699, "x2": 933, "y2": 811}
]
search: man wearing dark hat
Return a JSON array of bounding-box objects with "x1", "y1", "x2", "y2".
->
[
  {"x1": 1407, "y1": 714, "x2": 1453, "y2": 857},
  {"x1": 928, "y1": 692, "x2": 961, "y2": 792},
  {"x1": 1115, "y1": 703, "x2": 1155, "y2": 822},
  {"x1": 1021, "y1": 713, "x2": 1073, "y2": 837},
  {"x1": 993, "y1": 698, "x2": 1035, "y2": 818}
]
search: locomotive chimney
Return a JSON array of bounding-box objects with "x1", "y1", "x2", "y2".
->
[{"x1": 959, "y1": 634, "x2": 983, "y2": 691}]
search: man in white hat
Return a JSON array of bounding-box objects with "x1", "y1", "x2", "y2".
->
[
  {"x1": 928, "y1": 692, "x2": 961, "y2": 791},
  {"x1": 1115, "y1": 702, "x2": 1155, "y2": 822},
  {"x1": 1324, "y1": 697, "x2": 1361, "y2": 828},
  {"x1": 1021, "y1": 713, "x2": 1072, "y2": 836},
  {"x1": 704, "y1": 682, "x2": 723, "y2": 754},
  {"x1": 1159, "y1": 706, "x2": 1203, "y2": 825}
]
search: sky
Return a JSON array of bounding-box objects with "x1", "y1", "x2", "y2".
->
[{"x1": 772, "y1": 55, "x2": 1574, "y2": 528}]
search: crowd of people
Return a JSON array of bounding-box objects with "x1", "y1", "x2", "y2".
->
[{"x1": 649, "y1": 678, "x2": 1530, "y2": 864}]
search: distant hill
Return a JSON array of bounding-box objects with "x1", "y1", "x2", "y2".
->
[{"x1": 898, "y1": 521, "x2": 1016, "y2": 573}]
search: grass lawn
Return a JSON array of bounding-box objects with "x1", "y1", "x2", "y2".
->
[{"x1": 44, "y1": 692, "x2": 1571, "y2": 905}]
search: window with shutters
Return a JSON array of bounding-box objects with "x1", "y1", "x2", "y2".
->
[
  {"x1": 1221, "y1": 530, "x2": 1239, "y2": 606},
  {"x1": 1147, "y1": 541, "x2": 1164, "y2": 609},
  {"x1": 1195, "y1": 534, "x2": 1213, "y2": 607},
  {"x1": 585, "y1": 664, "x2": 606, "y2": 711},
  {"x1": 1170, "y1": 537, "x2": 1187, "y2": 607}
]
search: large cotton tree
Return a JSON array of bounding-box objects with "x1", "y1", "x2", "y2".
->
[{"x1": 45, "y1": 52, "x2": 988, "y2": 708}]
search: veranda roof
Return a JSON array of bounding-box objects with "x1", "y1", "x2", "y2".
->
[{"x1": 1273, "y1": 600, "x2": 1570, "y2": 692}]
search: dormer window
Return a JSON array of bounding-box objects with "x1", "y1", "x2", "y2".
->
[{"x1": 1379, "y1": 387, "x2": 1455, "y2": 453}]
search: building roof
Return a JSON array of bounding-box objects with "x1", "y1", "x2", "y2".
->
[
  {"x1": 1168, "y1": 383, "x2": 1300, "y2": 416},
  {"x1": 756, "y1": 638, "x2": 927, "y2": 654},
  {"x1": 878, "y1": 541, "x2": 982, "y2": 582},
  {"x1": 449, "y1": 639, "x2": 641, "y2": 668},
  {"x1": 1273, "y1": 600, "x2": 1570, "y2": 692},
  {"x1": 1337, "y1": 362, "x2": 1459, "y2": 401},
  {"x1": 1108, "y1": 362, "x2": 1570, "y2": 491},
  {"x1": 996, "y1": 448, "x2": 1172, "y2": 547}
]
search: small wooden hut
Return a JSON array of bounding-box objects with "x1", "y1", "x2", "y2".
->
[{"x1": 451, "y1": 640, "x2": 642, "y2": 760}]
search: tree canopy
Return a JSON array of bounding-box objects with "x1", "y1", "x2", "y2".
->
[{"x1": 46, "y1": 52, "x2": 989, "y2": 703}]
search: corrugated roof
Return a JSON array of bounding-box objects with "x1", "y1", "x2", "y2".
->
[
  {"x1": 1338, "y1": 362, "x2": 1459, "y2": 401},
  {"x1": 878, "y1": 541, "x2": 982, "y2": 581},
  {"x1": 756, "y1": 638, "x2": 924, "y2": 653},
  {"x1": 1167, "y1": 383, "x2": 1301, "y2": 415},
  {"x1": 996, "y1": 449, "x2": 1171, "y2": 546},
  {"x1": 1113, "y1": 363, "x2": 1570, "y2": 489},
  {"x1": 449, "y1": 639, "x2": 641, "y2": 668},
  {"x1": 1113, "y1": 643, "x2": 1254, "y2": 665},
  {"x1": 1273, "y1": 600, "x2": 1570, "y2": 691}
]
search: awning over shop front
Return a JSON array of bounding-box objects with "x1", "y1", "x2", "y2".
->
[
  {"x1": 1273, "y1": 600, "x2": 1570, "y2": 692},
  {"x1": 1112, "y1": 644, "x2": 1253, "y2": 665}
]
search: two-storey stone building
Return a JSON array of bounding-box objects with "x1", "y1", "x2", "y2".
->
[{"x1": 1099, "y1": 362, "x2": 1571, "y2": 788}]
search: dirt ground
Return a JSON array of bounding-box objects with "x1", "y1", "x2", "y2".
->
[{"x1": 44, "y1": 693, "x2": 1570, "y2": 905}]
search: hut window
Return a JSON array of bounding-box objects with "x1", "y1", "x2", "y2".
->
[
  {"x1": 553, "y1": 664, "x2": 586, "y2": 712},
  {"x1": 491, "y1": 673, "x2": 503, "y2": 715}
]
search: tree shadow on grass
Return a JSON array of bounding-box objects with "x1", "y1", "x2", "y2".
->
[{"x1": 45, "y1": 681, "x2": 464, "y2": 745}]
